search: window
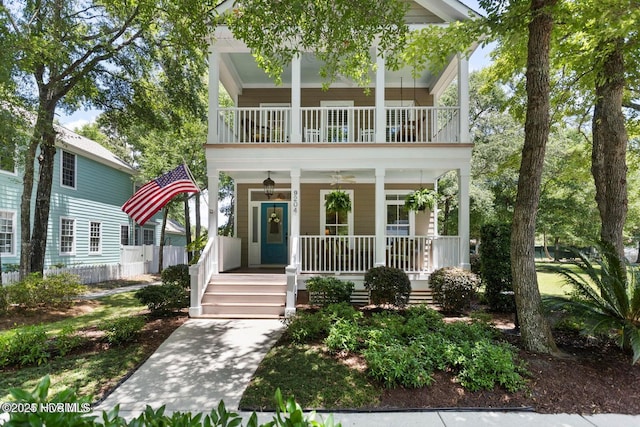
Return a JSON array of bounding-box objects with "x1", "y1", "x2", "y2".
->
[
  {"x1": 143, "y1": 229, "x2": 154, "y2": 245},
  {"x1": 89, "y1": 222, "x2": 102, "y2": 254},
  {"x1": 61, "y1": 151, "x2": 76, "y2": 188},
  {"x1": 320, "y1": 190, "x2": 354, "y2": 236},
  {"x1": 0, "y1": 211, "x2": 15, "y2": 255},
  {"x1": 60, "y1": 217, "x2": 75, "y2": 255},
  {"x1": 120, "y1": 225, "x2": 130, "y2": 246},
  {"x1": 386, "y1": 194, "x2": 411, "y2": 236}
]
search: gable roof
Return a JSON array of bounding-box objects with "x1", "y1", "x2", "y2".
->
[{"x1": 55, "y1": 124, "x2": 136, "y2": 175}]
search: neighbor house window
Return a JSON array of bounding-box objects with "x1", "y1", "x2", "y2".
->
[
  {"x1": 320, "y1": 189, "x2": 354, "y2": 236},
  {"x1": 120, "y1": 225, "x2": 130, "y2": 245},
  {"x1": 386, "y1": 194, "x2": 412, "y2": 236},
  {"x1": 60, "y1": 217, "x2": 75, "y2": 255},
  {"x1": 89, "y1": 221, "x2": 102, "y2": 254},
  {"x1": 0, "y1": 211, "x2": 16, "y2": 255},
  {"x1": 61, "y1": 151, "x2": 76, "y2": 188},
  {"x1": 143, "y1": 229, "x2": 154, "y2": 245}
]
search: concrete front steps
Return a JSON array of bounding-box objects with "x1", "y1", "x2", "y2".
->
[{"x1": 200, "y1": 274, "x2": 286, "y2": 318}]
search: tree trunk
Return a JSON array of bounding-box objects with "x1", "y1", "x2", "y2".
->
[
  {"x1": 510, "y1": 0, "x2": 559, "y2": 355},
  {"x1": 30, "y1": 112, "x2": 58, "y2": 274},
  {"x1": 184, "y1": 194, "x2": 192, "y2": 263},
  {"x1": 159, "y1": 208, "x2": 168, "y2": 273},
  {"x1": 553, "y1": 236, "x2": 560, "y2": 262},
  {"x1": 591, "y1": 39, "x2": 628, "y2": 259},
  {"x1": 543, "y1": 231, "x2": 551, "y2": 259},
  {"x1": 195, "y1": 193, "x2": 201, "y2": 242}
]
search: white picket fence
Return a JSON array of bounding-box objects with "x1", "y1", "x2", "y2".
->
[{"x1": 1, "y1": 245, "x2": 187, "y2": 285}]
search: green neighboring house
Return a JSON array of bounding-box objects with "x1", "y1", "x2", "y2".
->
[{"x1": 0, "y1": 123, "x2": 174, "y2": 272}]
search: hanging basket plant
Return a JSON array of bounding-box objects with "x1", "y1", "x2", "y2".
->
[
  {"x1": 404, "y1": 188, "x2": 437, "y2": 212},
  {"x1": 325, "y1": 190, "x2": 352, "y2": 213}
]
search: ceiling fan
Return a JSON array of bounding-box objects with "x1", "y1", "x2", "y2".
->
[{"x1": 330, "y1": 173, "x2": 356, "y2": 186}]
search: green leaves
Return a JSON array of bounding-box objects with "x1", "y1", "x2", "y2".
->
[{"x1": 226, "y1": 0, "x2": 409, "y2": 87}]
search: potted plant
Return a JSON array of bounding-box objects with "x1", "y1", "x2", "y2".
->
[
  {"x1": 404, "y1": 188, "x2": 437, "y2": 212},
  {"x1": 325, "y1": 190, "x2": 352, "y2": 213}
]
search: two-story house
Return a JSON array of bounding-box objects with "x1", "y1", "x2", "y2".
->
[
  {"x1": 189, "y1": 0, "x2": 478, "y2": 318},
  {"x1": 0, "y1": 122, "x2": 170, "y2": 275}
]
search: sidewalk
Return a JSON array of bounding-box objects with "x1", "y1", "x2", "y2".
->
[
  {"x1": 81, "y1": 281, "x2": 161, "y2": 299},
  {"x1": 94, "y1": 319, "x2": 640, "y2": 427}
]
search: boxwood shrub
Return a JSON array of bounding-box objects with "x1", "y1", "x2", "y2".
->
[
  {"x1": 430, "y1": 267, "x2": 480, "y2": 314},
  {"x1": 364, "y1": 266, "x2": 411, "y2": 307},
  {"x1": 306, "y1": 276, "x2": 354, "y2": 306}
]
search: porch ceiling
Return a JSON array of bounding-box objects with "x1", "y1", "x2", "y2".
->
[{"x1": 222, "y1": 168, "x2": 453, "y2": 185}]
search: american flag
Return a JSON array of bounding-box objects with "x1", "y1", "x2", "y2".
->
[{"x1": 122, "y1": 164, "x2": 199, "y2": 225}]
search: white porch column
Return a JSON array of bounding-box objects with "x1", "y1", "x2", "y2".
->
[
  {"x1": 433, "y1": 180, "x2": 439, "y2": 236},
  {"x1": 285, "y1": 168, "x2": 301, "y2": 317},
  {"x1": 458, "y1": 167, "x2": 471, "y2": 270},
  {"x1": 291, "y1": 55, "x2": 302, "y2": 143},
  {"x1": 375, "y1": 168, "x2": 386, "y2": 266},
  {"x1": 208, "y1": 47, "x2": 220, "y2": 144},
  {"x1": 208, "y1": 170, "x2": 220, "y2": 274},
  {"x1": 458, "y1": 54, "x2": 470, "y2": 143},
  {"x1": 375, "y1": 49, "x2": 386, "y2": 143}
]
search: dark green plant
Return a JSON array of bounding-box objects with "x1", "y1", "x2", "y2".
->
[
  {"x1": 404, "y1": 187, "x2": 437, "y2": 211},
  {"x1": 99, "y1": 316, "x2": 145, "y2": 346},
  {"x1": 324, "y1": 190, "x2": 352, "y2": 213},
  {"x1": 364, "y1": 266, "x2": 411, "y2": 307},
  {"x1": 55, "y1": 325, "x2": 85, "y2": 358},
  {"x1": 321, "y1": 302, "x2": 362, "y2": 322},
  {"x1": 457, "y1": 340, "x2": 527, "y2": 392},
  {"x1": 325, "y1": 319, "x2": 365, "y2": 353},
  {"x1": 282, "y1": 311, "x2": 331, "y2": 344},
  {"x1": 430, "y1": 267, "x2": 480, "y2": 314},
  {"x1": 479, "y1": 222, "x2": 515, "y2": 312},
  {"x1": 161, "y1": 264, "x2": 190, "y2": 288},
  {"x1": 0, "y1": 325, "x2": 50, "y2": 368},
  {"x1": 6, "y1": 273, "x2": 85, "y2": 310},
  {"x1": 542, "y1": 244, "x2": 640, "y2": 364},
  {"x1": 0, "y1": 285, "x2": 8, "y2": 314},
  {"x1": 135, "y1": 283, "x2": 189, "y2": 315},
  {"x1": 306, "y1": 276, "x2": 355, "y2": 305}
]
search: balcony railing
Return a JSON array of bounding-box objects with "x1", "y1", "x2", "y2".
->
[
  {"x1": 215, "y1": 106, "x2": 460, "y2": 144},
  {"x1": 297, "y1": 235, "x2": 460, "y2": 274}
]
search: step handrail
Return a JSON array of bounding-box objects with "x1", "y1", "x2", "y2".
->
[{"x1": 188, "y1": 236, "x2": 216, "y2": 316}]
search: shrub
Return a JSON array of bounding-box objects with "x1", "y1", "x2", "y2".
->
[
  {"x1": 543, "y1": 243, "x2": 640, "y2": 364},
  {"x1": 161, "y1": 264, "x2": 190, "y2": 288},
  {"x1": 479, "y1": 223, "x2": 515, "y2": 312},
  {"x1": 135, "y1": 283, "x2": 189, "y2": 315},
  {"x1": 457, "y1": 340, "x2": 527, "y2": 392},
  {"x1": 55, "y1": 325, "x2": 85, "y2": 357},
  {"x1": 430, "y1": 267, "x2": 480, "y2": 314},
  {"x1": 364, "y1": 266, "x2": 411, "y2": 307},
  {"x1": 99, "y1": 315, "x2": 145, "y2": 345},
  {"x1": 282, "y1": 310, "x2": 332, "y2": 344},
  {"x1": 306, "y1": 276, "x2": 354, "y2": 305},
  {"x1": 321, "y1": 302, "x2": 362, "y2": 322},
  {"x1": 0, "y1": 325, "x2": 50, "y2": 368},
  {"x1": 325, "y1": 319, "x2": 365, "y2": 353},
  {"x1": 6, "y1": 273, "x2": 85, "y2": 310},
  {"x1": 0, "y1": 286, "x2": 8, "y2": 314}
]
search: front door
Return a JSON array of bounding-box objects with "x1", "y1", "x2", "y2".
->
[{"x1": 261, "y1": 203, "x2": 288, "y2": 265}]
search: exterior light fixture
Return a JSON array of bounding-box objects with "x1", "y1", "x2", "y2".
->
[{"x1": 263, "y1": 171, "x2": 275, "y2": 199}]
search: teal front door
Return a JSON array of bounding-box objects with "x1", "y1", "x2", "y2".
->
[{"x1": 261, "y1": 203, "x2": 288, "y2": 265}]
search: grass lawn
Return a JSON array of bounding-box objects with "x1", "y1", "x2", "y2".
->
[
  {"x1": 536, "y1": 261, "x2": 599, "y2": 297},
  {"x1": 0, "y1": 290, "x2": 182, "y2": 403}
]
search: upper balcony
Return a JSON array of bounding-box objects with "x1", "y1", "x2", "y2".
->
[{"x1": 215, "y1": 105, "x2": 460, "y2": 145}]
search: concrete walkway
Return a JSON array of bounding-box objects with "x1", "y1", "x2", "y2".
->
[{"x1": 95, "y1": 319, "x2": 640, "y2": 427}]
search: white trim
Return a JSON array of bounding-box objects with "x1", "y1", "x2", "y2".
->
[
  {"x1": 59, "y1": 216, "x2": 76, "y2": 256},
  {"x1": 319, "y1": 189, "x2": 354, "y2": 236},
  {"x1": 120, "y1": 224, "x2": 131, "y2": 246},
  {"x1": 0, "y1": 209, "x2": 17, "y2": 257},
  {"x1": 60, "y1": 150, "x2": 77, "y2": 190},
  {"x1": 89, "y1": 221, "x2": 102, "y2": 255}
]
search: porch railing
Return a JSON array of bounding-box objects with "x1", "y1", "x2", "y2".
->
[
  {"x1": 298, "y1": 235, "x2": 460, "y2": 274},
  {"x1": 188, "y1": 236, "x2": 217, "y2": 316},
  {"x1": 216, "y1": 106, "x2": 460, "y2": 144}
]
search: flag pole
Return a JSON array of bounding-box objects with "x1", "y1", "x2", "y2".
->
[{"x1": 182, "y1": 162, "x2": 202, "y2": 194}]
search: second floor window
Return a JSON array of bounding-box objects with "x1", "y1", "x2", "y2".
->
[
  {"x1": 61, "y1": 151, "x2": 76, "y2": 188},
  {"x1": 60, "y1": 217, "x2": 75, "y2": 255}
]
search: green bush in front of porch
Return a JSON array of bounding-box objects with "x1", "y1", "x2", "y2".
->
[
  {"x1": 364, "y1": 266, "x2": 411, "y2": 307},
  {"x1": 306, "y1": 276, "x2": 355, "y2": 306}
]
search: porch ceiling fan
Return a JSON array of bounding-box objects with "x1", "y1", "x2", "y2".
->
[{"x1": 330, "y1": 172, "x2": 356, "y2": 185}]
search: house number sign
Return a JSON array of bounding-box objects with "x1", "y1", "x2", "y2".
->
[{"x1": 293, "y1": 190, "x2": 299, "y2": 213}]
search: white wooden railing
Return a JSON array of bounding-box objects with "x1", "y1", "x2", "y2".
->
[
  {"x1": 297, "y1": 235, "x2": 460, "y2": 274},
  {"x1": 189, "y1": 237, "x2": 217, "y2": 316},
  {"x1": 215, "y1": 106, "x2": 461, "y2": 144}
]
